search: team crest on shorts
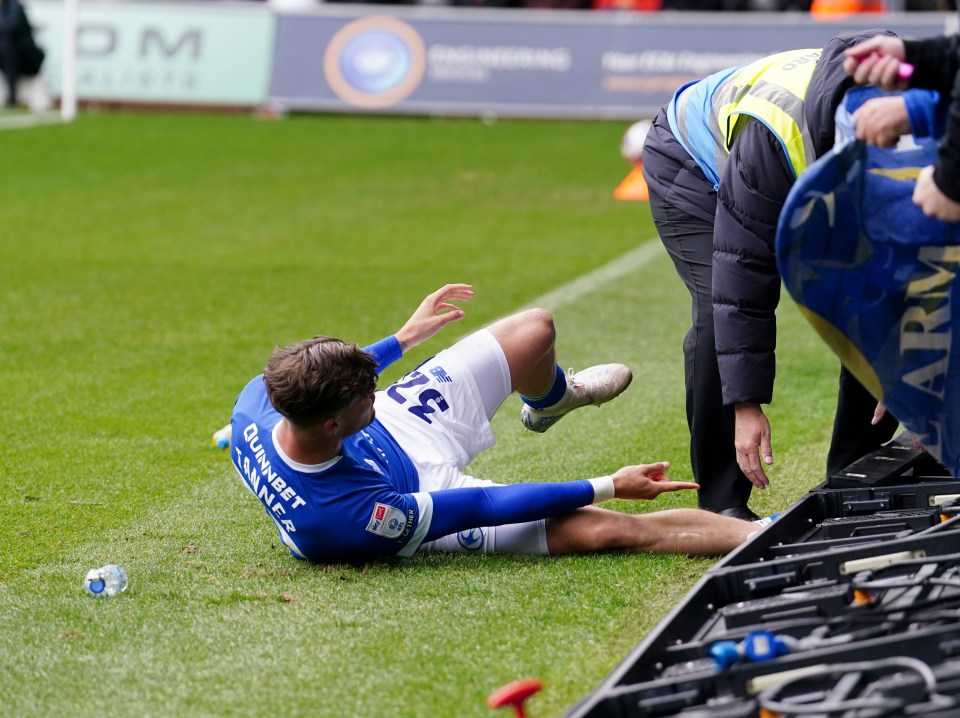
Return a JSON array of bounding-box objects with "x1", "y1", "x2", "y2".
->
[
  {"x1": 457, "y1": 528, "x2": 485, "y2": 551},
  {"x1": 366, "y1": 502, "x2": 407, "y2": 539}
]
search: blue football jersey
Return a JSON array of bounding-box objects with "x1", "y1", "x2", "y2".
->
[
  {"x1": 227, "y1": 334, "x2": 607, "y2": 561},
  {"x1": 230, "y1": 375, "x2": 425, "y2": 562}
]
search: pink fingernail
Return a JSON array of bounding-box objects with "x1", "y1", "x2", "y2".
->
[{"x1": 897, "y1": 62, "x2": 914, "y2": 81}]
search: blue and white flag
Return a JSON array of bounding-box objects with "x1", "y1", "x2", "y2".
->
[{"x1": 777, "y1": 88, "x2": 960, "y2": 476}]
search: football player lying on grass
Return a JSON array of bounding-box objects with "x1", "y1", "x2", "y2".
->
[{"x1": 218, "y1": 284, "x2": 763, "y2": 563}]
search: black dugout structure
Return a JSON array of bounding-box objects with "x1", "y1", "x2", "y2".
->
[{"x1": 567, "y1": 435, "x2": 960, "y2": 717}]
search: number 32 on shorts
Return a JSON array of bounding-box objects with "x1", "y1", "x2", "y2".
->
[{"x1": 387, "y1": 371, "x2": 449, "y2": 424}]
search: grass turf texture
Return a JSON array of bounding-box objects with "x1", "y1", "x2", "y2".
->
[{"x1": 1, "y1": 111, "x2": 840, "y2": 717}]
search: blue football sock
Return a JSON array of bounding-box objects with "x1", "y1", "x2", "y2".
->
[{"x1": 520, "y1": 365, "x2": 567, "y2": 409}]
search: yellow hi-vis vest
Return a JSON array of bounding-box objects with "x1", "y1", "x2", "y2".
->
[{"x1": 673, "y1": 48, "x2": 822, "y2": 182}]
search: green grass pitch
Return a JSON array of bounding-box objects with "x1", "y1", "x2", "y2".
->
[{"x1": 0, "y1": 111, "x2": 840, "y2": 717}]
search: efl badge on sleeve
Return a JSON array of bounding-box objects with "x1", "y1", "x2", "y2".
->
[{"x1": 365, "y1": 502, "x2": 408, "y2": 539}]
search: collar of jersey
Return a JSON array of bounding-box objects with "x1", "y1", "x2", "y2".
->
[{"x1": 271, "y1": 421, "x2": 342, "y2": 474}]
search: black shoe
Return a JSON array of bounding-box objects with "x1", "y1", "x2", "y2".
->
[{"x1": 716, "y1": 506, "x2": 760, "y2": 522}]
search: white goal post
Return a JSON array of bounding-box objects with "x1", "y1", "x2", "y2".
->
[{"x1": 60, "y1": 0, "x2": 77, "y2": 121}]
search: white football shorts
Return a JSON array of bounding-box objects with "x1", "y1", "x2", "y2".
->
[{"x1": 374, "y1": 328, "x2": 549, "y2": 555}]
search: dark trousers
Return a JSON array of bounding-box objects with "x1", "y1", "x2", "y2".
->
[
  {"x1": 0, "y1": 38, "x2": 19, "y2": 105},
  {"x1": 645, "y1": 177, "x2": 754, "y2": 511},
  {"x1": 642, "y1": 110, "x2": 898, "y2": 511},
  {"x1": 827, "y1": 366, "x2": 900, "y2": 479},
  {"x1": 0, "y1": 0, "x2": 45, "y2": 108}
]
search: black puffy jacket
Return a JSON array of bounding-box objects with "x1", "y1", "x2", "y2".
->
[{"x1": 712, "y1": 30, "x2": 896, "y2": 406}]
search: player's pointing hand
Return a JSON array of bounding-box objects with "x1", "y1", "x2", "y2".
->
[{"x1": 611, "y1": 462, "x2": 700, "y2": 501}]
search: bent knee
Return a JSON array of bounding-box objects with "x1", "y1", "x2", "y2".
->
[{"x1": 519, "y1": 308, "x2": 555, "y2": 345}]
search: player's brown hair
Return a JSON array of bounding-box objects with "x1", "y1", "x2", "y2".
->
[{"x1": 263, "y1": 336, "x2": 378, "y2": 427}]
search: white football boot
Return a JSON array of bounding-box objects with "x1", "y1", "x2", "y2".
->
[{"x1": 521, "y1": 364, "x2": 633, "y2": 433}]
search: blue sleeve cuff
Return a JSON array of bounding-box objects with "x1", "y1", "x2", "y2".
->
[
  {"x1": 423, "y1": 480, "x2": 596, "y2": 542},
  {"x1": 903, "y1": 88, "x2": 942, "y2": 139},
  {"x1": 363, "y1": 336, "x2": 403, "y2": 374}
]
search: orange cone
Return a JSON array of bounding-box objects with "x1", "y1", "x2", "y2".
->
[{"x1": 614, "y1": 164, "x2": 649, "y2": 202}]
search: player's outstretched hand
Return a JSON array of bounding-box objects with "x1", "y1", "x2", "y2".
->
[
  {"x1": 611, "y1": 462, "x2": 699, "y2": 501},
  {"x1": 395, "y1": 284, "x2": 474, "y2": 352}
]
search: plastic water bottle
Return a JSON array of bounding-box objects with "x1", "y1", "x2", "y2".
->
[
  {"x1": 212, "y1": 424, "x2": 231, "y2": 450},
  {"x1": 83, "y1": 565, "x2": 128, "y2": 597}
]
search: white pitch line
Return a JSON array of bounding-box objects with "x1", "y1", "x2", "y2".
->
[
  {"x1": 520, "y1": 238, "x2": 663, "y2": 312},
  {"x1": 0, "y1": 110, "x2": 63, "y2": 131}
]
